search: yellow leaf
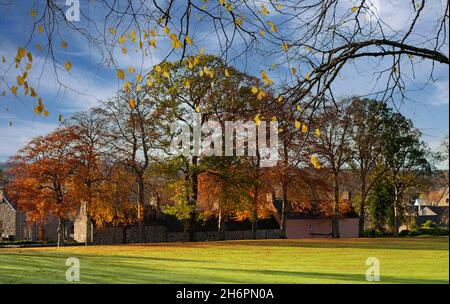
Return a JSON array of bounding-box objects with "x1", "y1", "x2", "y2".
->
[
  {"x1": 10, "y1": 86, "x2": 18, "y2": 96},
  {"x1": 277, "y1": 96, "x2": 282, "y2": 103},
  {"x1": 295, "y1": 120, "x2": 301, "y2": 129},
  {"x1": 199, "y1": 48, "x2": 205, "y2": 54},
  {"x1": 257, "y1": 89, "x2": 266, "y2": 100},
  {"x1": 129, "y1": 98, "x2": 135, "y2": 109},
  {"x1": 64, "y1": 61, "x2": 72, "y2": 72},
  {"x1": 1, "y1": 56, "x2": 5, "y2": 63},
  {"x1": 124, "y1": 81, "x2": 131, "y2": 92},
  {"x1": 136, "y1": 84, "x2": 141, "y2": 91},
  {"x1": 17, "y1": 76, "x2": 24, "y2": 86},
  {"x1": 171, "y1": 39, "x2": 182, "y2": 49},
  {"x1": 30, "y1": 9, "x2": 37, "y2": 18},
  {"x1": 109, "y1": 27, "x2": 116, "y2": 35},
  {"x1": 43, "y1": 110, "x2": 49, "y2": 117},
  {"x1": 163, "y1": 26, "x2": 170, "y2": 35},
  {"x1": 277, "y1": 4, "x2": 283, "y2": 10},
  {"x1": 184, "y1": 80, "x2": 191, "y2": 89},
  {"x1": 61, "y1": 41, "x2": 68, "y2": 49},
  {"x1": 311, "y1": 155, "x2": 321, "y2": 169},
  {"x1": 224, "y1": 69, "x2": 230, "y2": 77},
  {"x1": 315, "y1": 128, "x2": 321, "y2": 137},
  {"x1": 117, "y1": 69, "x2": 125, "y2": 80},
  {"x1": 254, "y1": 114, "x2": 261, "y2": 126},
  {"x1": 219, "y1": 0, "x2": 225, "y2": 5},
  {"x1": 127, "y1": 66, "x2": 135, "y2": 73},
  {"x1": 147, "y1": 77, "x2": 154, "y2": 87},
  {"x1": 163, "y1": 70, "x2": 170, "y2": 78},
  {"x1": 136, "y1": 74, "x2": 142, "y2": 82},
  {"x1": 292, "y1": 67, "x2": 297, "y2": 76},
  {"x1": 26, "y1": 52, "x2": 33, "y2": 62},
  {"x1": 235, "y1": 17, "x2": 243, "y2": 27},
  {"x1": 121, "y1": 47, "x2": 127, "y2": 54},
  {"x1": 155, "y1": 65, "x2": 162, "y2": 73},
  {"x1": 37, "y1": 25, "x2": 43, "y2": 33},
  {"x1": 185, "y1": 36, "x2": 193, "y2": 45},
  {"x1": 150, "y1": 29, "x2": 157, "y2": 37},
  {"x1": 195, "y1": 106, "x2": 201, "y2": 113},
  {"x1": 282, "y1": 43, "x2": 289, "y2": 52},
  {"x1": 267, "y1": 21, "x2": 277, "y2": 33},
  {"x1": 251, "y1": 86, "x2": 258, "y2": 94},
  {"x1": 351, "y1": 6, "x2": 359, "y2": 12},
  {"x1": 305, "y1": 73, "x2": 311, "y2": 81},
  {"x1": 118, "y1": 35, "x2": 125, "y2": 44},
  {"x1": 17, "y1": 47, "x2": 27, "y2": 58},
  {"x1": 194, "y1": 56, "x2": 200, "y2": 65},
  {"x1": 272, "y1": 116, "x2": 277, "y2": 122},
  {"x1": 34, "y1": 105, "x2": 44, "y2": 114},
  {"x1": 36, "y1": 43, "x2": 42, "y2": 51},
  {"x1": 260, "y1": 4, "x2": 269, "y2": 16},
  {"x1": 149, "y1": 39, "x2": 157, "y2": 48},
  {"x1": 302, "y1": 124, "x2": 308, "y2": 133},
  {"x1": 30, "y1": 87, "x2": 37, "y2": 97},
  {"x1": 259, "y1": 29, "x2": 265, "y2": 37}
]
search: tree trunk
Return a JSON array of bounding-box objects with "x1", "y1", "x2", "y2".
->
[
  {"x1": 280, "y1": 180, "x2": 289, "y2": 239},
  {"x1": 189, "y1": 157, "x2": 198, "y2": 242},
  {"x1": 333, "y1": 173, "x2": 341, "y2": 238},
  {"x1": 57, "y1": 217, "x2": 65, "y2": 247},
  {"x1": 251, "y1": 186, "x2": 258, "y2": 240},
  {"x1": 137, "y1": 175, "x2": 146, "y2": 243},
  {"x1": 393, "y1": 185, "x2": 399, "y2": 237},
  {"x1": 122, "y1": 225, "x2": 127, "y2": 244},
  {"x1": 218, "y1": 208, "x2": 225, "y2": 241},
  {"x1": 358, "y1": 179, "x2": 367, "y2": 236}
]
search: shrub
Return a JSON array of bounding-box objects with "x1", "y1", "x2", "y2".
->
[
  {"x1": 408, "y1": 227, "x2": 449, "y2": 236},
  {"x1": 363, "y1": 229, "x2": 386, "y2": 237},
  {"x1": 399, "y1": 230, "x2": 410, "y2": 237},
  {"x1": 421, "y1": 220, "x2": 438, "y2": 229}
]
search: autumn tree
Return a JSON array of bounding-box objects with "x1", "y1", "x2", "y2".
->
[
  {"x1": 7, "y1": 127, "x2": 80, "y2": 246},
  {"x1": 147, "y1": 54, "x2": 269, "y2": 241},
  {"x1": 64, "y1": 109, "x2": 112, "y2": 244},
  {"x1": 309, "y1": 100, "x2": 352, "y2": 238},
  {"x1": 100, "y1": 87, "x2": 163, "y2": 243}
]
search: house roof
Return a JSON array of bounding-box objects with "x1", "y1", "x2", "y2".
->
[
  {"x1": 414, "y1": 205, "x2": 449, "y2": 226},
  {"x1": 1, "y1": 193, "x2": 17, "y2": 211}
]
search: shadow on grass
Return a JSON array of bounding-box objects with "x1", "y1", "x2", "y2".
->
[
  {"x1": 199, "y1": 266, "x2": 449, "y2": 284},
  {"x1": 228, "y1": 238, "x2": 449, "y2": 251}
]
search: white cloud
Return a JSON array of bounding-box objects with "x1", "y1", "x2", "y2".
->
[
  {"x1": 0, "y1": 117, "x2": 57, "y2": 162},
  {"x1": 431, "y1": 80, "x2": 449, "y2": 106}
]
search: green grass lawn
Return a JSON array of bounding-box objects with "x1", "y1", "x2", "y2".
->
[{"x1": 0, "y1": 237, "x2": 448, "y2": 284}]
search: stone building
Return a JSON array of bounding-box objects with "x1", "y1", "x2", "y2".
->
[
  {"x1": 0, "y1": 188, "x2": 27, "y2": 240},
  {"x1": 0, "y1": 187, "x2": 69, "y2": 242}
]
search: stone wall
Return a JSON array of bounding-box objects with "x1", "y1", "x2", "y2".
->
[
  {"x1": 0, "y1": 201, "x2": 16, "y2": 237},
  {"x1": 91, "y1": 225, "x2": 280, "y2": 245}
]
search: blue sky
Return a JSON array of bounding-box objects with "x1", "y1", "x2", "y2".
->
[{"x1": 0, "y1": 0, "x2": 448, "y2": 162}]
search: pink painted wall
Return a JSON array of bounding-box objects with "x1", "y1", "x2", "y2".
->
[{"x1": 286, "y1": 218, "x2": 359, "y2": 238}]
